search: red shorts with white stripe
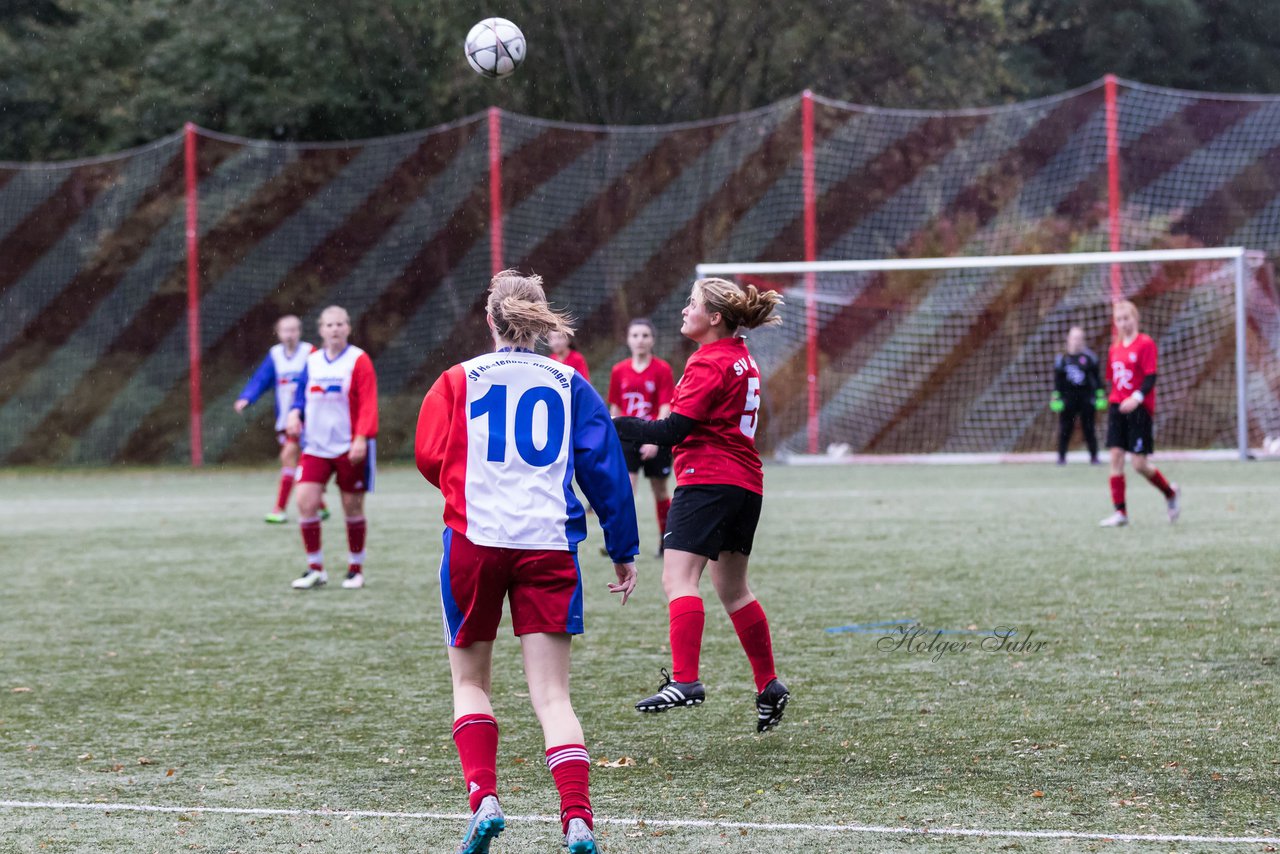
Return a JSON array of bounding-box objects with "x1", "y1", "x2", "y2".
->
[
  {"x1": 298, "y1": 450, "x2": 374, "y2": 493},
  {"x1": 439, "y1": 528, "x2": 584, "y2": 647}
]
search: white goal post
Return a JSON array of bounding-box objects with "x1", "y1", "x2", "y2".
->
[{"x1": 696, "y1": 247, "x2": 1273, "y2": 461}]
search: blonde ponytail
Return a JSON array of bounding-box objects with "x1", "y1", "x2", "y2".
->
[
  {"x1": 486, "y1": 270, "x2": 575, "y2": 348},
  {"x1": 695, "y1": 277, "x2": 784, "y2": 332}
]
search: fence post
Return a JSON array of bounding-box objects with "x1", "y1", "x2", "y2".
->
[
  {"x1": 184, "y1": 123, "x2": 203, "y2": 468},
  {"x1": 489, "y1": 107, "x2": 504, "y2": 274},
  {"x1": 1105, "y1": 74, "x2": 1122, "y2": 302},
  {"x1": 802, "y1": 90, "x2": 819, "y2": 454}
]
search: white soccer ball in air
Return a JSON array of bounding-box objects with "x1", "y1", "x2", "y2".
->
[{"x1": 465, "y1": 18, "x2": 526, "y2": 79}]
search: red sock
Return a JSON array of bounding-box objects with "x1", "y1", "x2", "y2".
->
[
  {"x1": 1145, "y1": 469, "x2": 1174, "y2": 499},
  {"x1": 546, "y1": 744, "x2": 592, "y2": 832},
  {"x1": 275, "y1": 467, "x2": 295, "y2": 511},
  {"x1": 346, "y1": 516, "x2": 367, "y2": 570},
  {"x1": 655, "y1": 498, "x2": 671, "y2": 538},
  {"x1": 300, "y1": 517, "x2": 322, "y2": 567},
  {"x1": 668, "y1": 596, "x2": 705, "y2": 683},
  {"x1": 1109, "y1": 475, "x2": 1126, "y2": 512},
  {"x1": 729, "y1": 600, "x2": 776, "y2": 692},
  {"x1": 453, "y1": 714, "x2": 499, "y2": 812}
]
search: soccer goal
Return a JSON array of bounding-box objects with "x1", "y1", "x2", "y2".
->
[{"x1": 695, "y1": 247, "x2": 1280, "y2": 462}]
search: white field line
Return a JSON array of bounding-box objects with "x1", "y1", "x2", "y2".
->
[{"x1": 1, "y1": 800, "x2": 1277, "y2": 845}]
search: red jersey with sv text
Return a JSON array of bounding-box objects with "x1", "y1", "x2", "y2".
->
[
  {"x1": 670, "y1": 336, "x2": 763, "y2": 494},
  {"x1": 1107, "y1": 333, "x2": 1157, "y2": 414}
]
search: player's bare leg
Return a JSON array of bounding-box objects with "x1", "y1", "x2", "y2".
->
[
  {"x1": 1100, "y1": 447, "x2": 1129, "y2": 527},
  {"x1": 711, "y1": 554, "x2": 789, "y2": 731},
  {"x1": 637, "y1": 550, "x2": 707, "y2": 713},
  {"x1": 522, "y1": 633, "x2": 595, "y2": 848},
  {"x1": 648, "y1": 475, "x2": 671, "y2": 557},
  {"x1": 448, "y1": 642, "x2": 504, "y2": 853}
]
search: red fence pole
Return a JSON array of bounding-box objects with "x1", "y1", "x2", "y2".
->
[
  {"x1": 488, "y1": 107, "x2": 504, "y2": 274},
  {"x1": 184, "y1": 123, "x2": 203, "y2": 468},
  {"x1": 802, "y1": 90, "x2": 819, "y2": 454},
  {"x1": 1105, "y1": 74, "x2": 1123, "y2": 302}
]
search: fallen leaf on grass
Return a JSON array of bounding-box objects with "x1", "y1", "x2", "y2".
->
[
  {"x1": 1210, "y1": 772, "x2": 1224, "y2": 781},
  {"x1": 596, "y1": 756, "x2": 636, "y2": 768},
  {"x1": 166, "y1": 769, "x2": 176, "y2": 777},
  {"x1": 11, "y1": 687, "x2": 32, "y2": 693},
  {"x1": 78, "y1": 753, "x2": 93, "y2": 761},
  {"x1": 1031, "y1": 791, "x2": 1044, "y2": 798}
]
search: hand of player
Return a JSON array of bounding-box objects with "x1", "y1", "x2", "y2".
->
[
  {"x1": 609, "y1": 562, "x2": 637, "y2": 606},
  {"x1": 285, "y1": 410, "x2": 302, "y2": 439},
  {"x1": 639, "y1": 443, "x2": 658, "y2": 460},
  {"x1": 234, "y1": 399, "x2": 248, "y2": 414},
  {"x1": 349, "y1": 435, "x2": 368, "y2": 465},
  {"x1": 1119, "y1": 396, "x2": 1139, "y2": 414}
]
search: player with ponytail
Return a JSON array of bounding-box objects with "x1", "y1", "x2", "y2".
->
[
  {"x1": 416, "y1": 270, "x2": 638, "y2": 854},
  {"x1": 613, "y1": 277, "x2": 791, "y2": 732}
]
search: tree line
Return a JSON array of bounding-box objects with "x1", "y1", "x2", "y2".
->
[{"x1": 2, "y1": 0, "x2": 1279, "y2": 161}]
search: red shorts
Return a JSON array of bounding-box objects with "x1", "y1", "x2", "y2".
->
[
  {"x1": 439, "y1": 528, "x2": 584, "y2": 647},
  {"x1": 298, "y1": 451, "x2": 374, "y2": 493}
]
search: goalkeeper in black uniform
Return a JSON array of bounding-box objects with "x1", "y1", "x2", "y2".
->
[{"x1": 1051, "y1": 326, "x2": 1104, "y2": 465}]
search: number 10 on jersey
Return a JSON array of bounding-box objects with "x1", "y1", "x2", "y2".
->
[{"x1": 470, "y1": 383, "x2": 566, "y2": 467}]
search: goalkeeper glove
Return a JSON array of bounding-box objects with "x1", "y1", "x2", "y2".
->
[
  {"x1": 1095, "y1": 389, "x2": 1107, "y2": 411},
  {"x1": 1049, "y1": 392, "x2": 1064, "y2": 413}
]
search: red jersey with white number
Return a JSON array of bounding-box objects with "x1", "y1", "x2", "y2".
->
[
  {"x1": 670, "y1": 336, "x2": 763, "y2": 494},
  {"x1": 608, "y1": 357, "x2": 675, "y2": 420},
  {"x1": 550, "y1": 349, "x2": 590, "y2": 381},
  {"x1": 1107, "y1": 333, "x2": 1157, "y2": 414}
]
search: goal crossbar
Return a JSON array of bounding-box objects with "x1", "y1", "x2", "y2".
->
[
  {"x1": 696, "y1": 248, "x2": 1258, "y2": 461},
  {"x1": 695, "y1": 247, "x2": 1247, "y2": 277}
]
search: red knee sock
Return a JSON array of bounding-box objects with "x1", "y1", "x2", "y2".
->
[
  {"x1": 655, "y1": 498, "x2": 671, "y2": 539},
  {"x1": 275, "y1": 467, "x2": 295, "y2": 511},
  {"x1": 1145, "y1": 468, "x2": 1175, "y2": 499},
  {"x1": 668, "y1": 596, "x2": 705, "y2": 683},
  {"x1": 453, "y1": 714, "x2": 499, "y2": 812},
  {"x1": 546, "y1": 744, "x2": 592, "y2": 832},
  {"x1": 1109, "y1": 475, "x2": 1126, "y2": 512},
  {"x1": 346, "y1": 515, "x2": 366, "y2": 572},
  {"x1": 730, "y1": 600, "x2": 776, "y2": 692},
  {"x1": 299, "y1": 517, "x2": 322, "y2": 568}
]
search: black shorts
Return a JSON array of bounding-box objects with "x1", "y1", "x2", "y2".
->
[
  {"x1": 663, "y1": 485, "x2": 762, "y2": 560},
  {"x1": 622, "y1": 441, "x2": 672, "y2": 479},
  {"x1": 1105, "y1": 403, "x2": 1155, "y2": 455}
]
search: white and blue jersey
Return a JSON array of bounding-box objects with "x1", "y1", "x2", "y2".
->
[
  {"x1": 237, "y1": 342, "x2": 315, "y2": 431},
  {"x1": 415, "y1": 349, "x2": 639, "y2": 562}
]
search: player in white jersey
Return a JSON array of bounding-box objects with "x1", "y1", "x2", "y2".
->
[
  {"x1": 285, "y1": 306, "x2": 378, "y2": 591},
  {"x1": 234, "y1": 315, "x2": 319, "y2": 523},
  {"x1": 416, "y1": 270, "x2": 638, "y2": 854}
]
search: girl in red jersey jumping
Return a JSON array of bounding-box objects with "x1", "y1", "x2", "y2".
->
[
  {"x1": 607, "y1": 319, "x2": 676, "y2": 556},
  {"x1": 613, "y1": 277, "x2": 789, "y2": 732},
  {"x1": 1099, "y1": 300, "x2": 1181, "y2": 527}
]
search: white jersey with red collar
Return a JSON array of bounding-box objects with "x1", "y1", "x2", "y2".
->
[{"x1": 292, "y1": 344, "x2": 378, "y2": 459}]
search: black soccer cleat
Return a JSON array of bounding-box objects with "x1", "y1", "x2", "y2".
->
[
  {"x1": 635, "y1": 667, "x2": 705, "y2": 713},
  {"x1": 755, "y1": 677, "x2": 790, "y2": 732}
]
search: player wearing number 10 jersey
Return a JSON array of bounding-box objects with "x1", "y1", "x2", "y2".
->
[
  {"x1": 416, "y1": 270, "x2": 638, "y2": 854},
  {"x1": 613, "y1": 277, "x2": 790, "y2": 733}
]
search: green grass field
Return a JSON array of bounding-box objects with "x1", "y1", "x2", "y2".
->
[{"x1": 2, "y1": 461, "x2": 1277, "y2": 853}]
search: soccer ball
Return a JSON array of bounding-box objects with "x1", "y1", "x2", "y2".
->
[{"x1": 464, "y1": 18, "x2": 526, "y2": 79}]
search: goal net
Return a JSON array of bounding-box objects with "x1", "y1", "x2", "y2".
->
[{"x1": 697, "y1": 248, "x2": 1280, "y2": 460}]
